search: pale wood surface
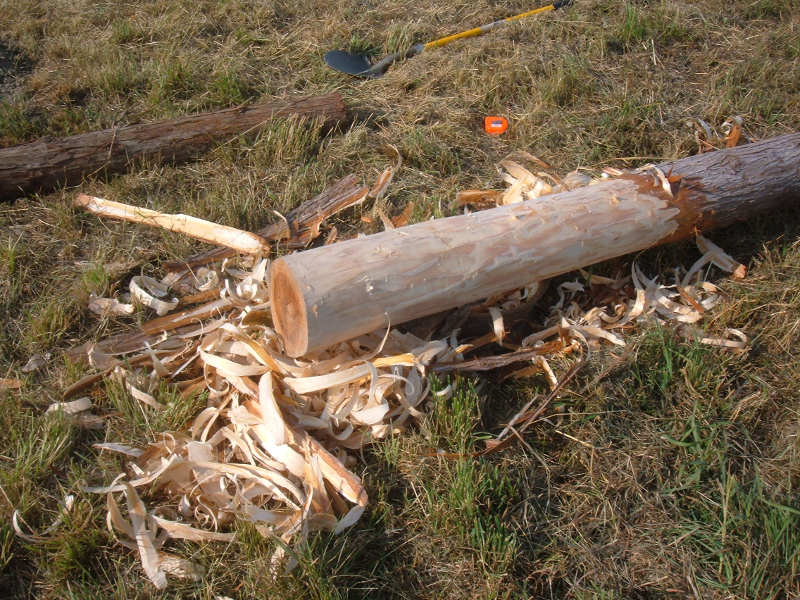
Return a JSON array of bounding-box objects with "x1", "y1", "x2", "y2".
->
[
  {"x1": 271, "y1": 134, "x2": 800, "y2": 357},
  {"x1": 75, "y1": 194, "x2": 270, "y2": 254}
]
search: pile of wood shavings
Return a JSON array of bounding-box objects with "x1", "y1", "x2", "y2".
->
[
  {"x1": 27, "y1": 160, "x2": 749, "y2": 589},
  {"x1": 73, "y1": 253, "x2": 455, "y2": 588},
  {"x1": 539, "y1": 233, "x2": 747, "y2": 350}
]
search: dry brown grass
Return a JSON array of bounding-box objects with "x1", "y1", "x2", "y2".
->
[{"x1": 1, "y1": 0, "x2": 799, "y2": 598}]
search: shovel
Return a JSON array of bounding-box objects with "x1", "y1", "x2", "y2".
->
[{"x1": 324, "y1": 0, "x2": 572, "y2": 78}]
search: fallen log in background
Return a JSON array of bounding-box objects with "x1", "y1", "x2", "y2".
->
[
  {"x1": 0, "y1": 93, "x2": 346, "y2": 200},
  {"x1": 271, "y1": 133, "x2": 800, "y2": 357}
]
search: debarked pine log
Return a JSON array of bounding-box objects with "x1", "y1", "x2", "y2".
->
[
  {"x1": 0, "y1": 93, "x2": 346, "y2": 200},
  {"x1": 271, "y1": 133, "x2": 800, "y2": 357}
]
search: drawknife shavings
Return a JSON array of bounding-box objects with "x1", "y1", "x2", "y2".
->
[
  {"x1": 40, "y1": 157, "x2": 751, "y2": 589},
  {"x1": 686, "y1": 115, "x2": 749, "y2": 153},
  {"x1": 46, "y1": 397, "x2": 106, "y2": 429},
  {"x1": 12, "y1": 495, "x2": 76, "y2": 544},
  {"x1": 72, "y1": 263, "x2": 448, "y2": 586},
  {"x1": 21, "y1": 352, "x2": 50, "y2": 373}
]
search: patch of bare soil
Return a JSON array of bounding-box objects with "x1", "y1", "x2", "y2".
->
[{"x1": 0, "y1": 40, "x2": 31, "y2": 100}]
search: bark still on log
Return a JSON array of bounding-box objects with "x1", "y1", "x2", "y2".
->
[
  {"x1": 271, "y1": 133, "x2": 800, "y2": 357},
  {"x1": 0, "y1": 93, "x2": 346, "y2": 200}
]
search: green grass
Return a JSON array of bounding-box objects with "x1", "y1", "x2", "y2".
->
[{"x1": 0, "y1": 0, "x2": 799, "y2": 597}]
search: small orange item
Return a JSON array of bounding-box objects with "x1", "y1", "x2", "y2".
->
[{"x1": 484, "y1": 116, "x2": 508, "y2": 135}]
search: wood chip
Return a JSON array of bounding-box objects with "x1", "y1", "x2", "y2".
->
[
  {"x1": 89, "y1": 295, "x2": 136, "y2": 316},
  {"x1": 21, "y1": 353, "x2": 49, "y2": 373},
  {"x1": 0, "y1": 377, "x2": 23, "y2": 389},
  {"x1": 13, "y1": 495, "x2": 75, "y2": 544},
  {"x1": 455, "y1": 190, "x2": 503, "y2": 209},
  {"x1": 391, "y1": 202, "x2": 414, "y2": 228}
]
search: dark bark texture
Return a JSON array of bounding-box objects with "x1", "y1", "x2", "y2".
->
[{"x1": 0, "y1": 93, "x2": 346, "y2": 200}]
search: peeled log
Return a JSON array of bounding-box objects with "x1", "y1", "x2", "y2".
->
[
  {"x1": 0, "y1": 93, "x2": 346, "y2": 200},
  {"x1": 271, "y1": 133, "x2": 800, "y2": 357}
]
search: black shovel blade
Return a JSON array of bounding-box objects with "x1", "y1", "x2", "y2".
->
[{"x1": 323, "y1": 50, "x2": 373, "y2": 76}]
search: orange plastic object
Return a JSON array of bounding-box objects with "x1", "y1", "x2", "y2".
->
[{"x1": 484, "y1": 116, "x2": 508, "y2": 135}]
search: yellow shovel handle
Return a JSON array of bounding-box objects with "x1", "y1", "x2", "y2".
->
[{"x1": 423, "y1": 4, "x2": 556, "y2": 51}]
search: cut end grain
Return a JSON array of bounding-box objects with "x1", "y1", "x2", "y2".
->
[{"x1": 270, "y1": 258, "x2": 308, "y2": 357}]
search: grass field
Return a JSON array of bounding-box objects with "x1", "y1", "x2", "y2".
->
[{"x1": 1, "y1": 0, "x2": 799, "y2": 598}]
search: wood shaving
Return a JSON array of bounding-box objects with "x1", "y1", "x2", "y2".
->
[
  {"x1": 46, "y1": 397, "x2": 93, "y2": 415},
  {"x1": 369, "y1": 167, "x2": 395, "y2": 202},
  {"x1": 130, "y1": 276, "x2": 179, "y2": 316},
  {"x1": 391, "y1": 202, "x2": 414, "y2": 228},
  {"x1": 46, "y1": 396, "x2": 105, "y2": 429},
  {"x1": 64, "y1": 166, "x2": 752, "y2": 589},
  {"x1": 376, "y1": 207, "x2": 395, "y2": 231},
  {"x1": 13, "y1": 495, "x2": 75, "y2": 544},
  {"x1": 74, "y1": 250, "x2": 451, "y2": 586},
  {"x1": 696, "y1": 233, "x2": 747, "y2": 278},
  {"x1": 89, "y1": 294, "x2": 135, "y2": 316},
  {"x1": 0, "y1": 377, "x2": 23, "y2": 389},
  {"x1": 455, "y1": 190, "x2": 503, "y2": 209},
  {"x1": 21, "y1": 353, "x2": 50, "y2": 373},
  {"x1": 686, "y1": 116, "x2": 751, "y2": 153}
]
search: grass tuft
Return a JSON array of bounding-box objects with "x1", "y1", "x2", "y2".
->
[{"x1": 0, "y1": 0, "x2": 799, "y2": 596}]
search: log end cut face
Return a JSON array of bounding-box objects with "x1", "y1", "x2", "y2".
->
[{"x1": 270, "y1": 258, "x2": 308, "y2": 357}]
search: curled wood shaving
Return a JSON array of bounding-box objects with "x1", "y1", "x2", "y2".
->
[
  {"x1": 93, "y1": 442, "x2": 144, "y2": 457},
  {"x1": 391, "y1": 202, "x2": 414, "y2": 228},
  {"x1": 46, "y1": 397, "x2": 93, "y2": 415},
  {"x1": 376, "y1": 207, "x2": 395, "y2": 231},
  {"x1": 79, "y1": 260, "x2": 451, "y2": 585},
  {"x1": 369, "y1": 167, "x2": 395, "y2": 202},
  {"x1": 723, "y1": 116, "x2": 744, "y2": 148},
  {"x1": 499, "y1": 160, "x2": 554, "y2": 202},
  {"x1": 13, "y1": 495, "x2": 75, "y2": 544},
  {"x1": 325, "y1": 227, "x2": 338, "y2": 245},
  {"x1": 696, "y1": 233, "x2": 747, "y2": 279},
  {"x1": 522, "y1": 233, "x2": 749, "y2": 356},
  {"x1": 369, "y1": 145, "x2": 402, "y2": 204},
  {"x1": 46, "y1": 397, "x2": 106, "y2": 429},
  {"x1": 686, "y1": 116, "x2": 750, "y2": 154},
  {"x1": 488, "y1": 307, "x2": 505, "y2": 344},
  {"x1": 455, "y1": 190, "x2": 503, "y2": 209},
  {"x1": 649, "y1": 166, "x2": 673, "y2": 197},
  {"x1": 683, "y1": 326, "x2": 748, "y2": 350},
  {"x1": 492, "y1": 155, "x2": 597, "y2": 206}
]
